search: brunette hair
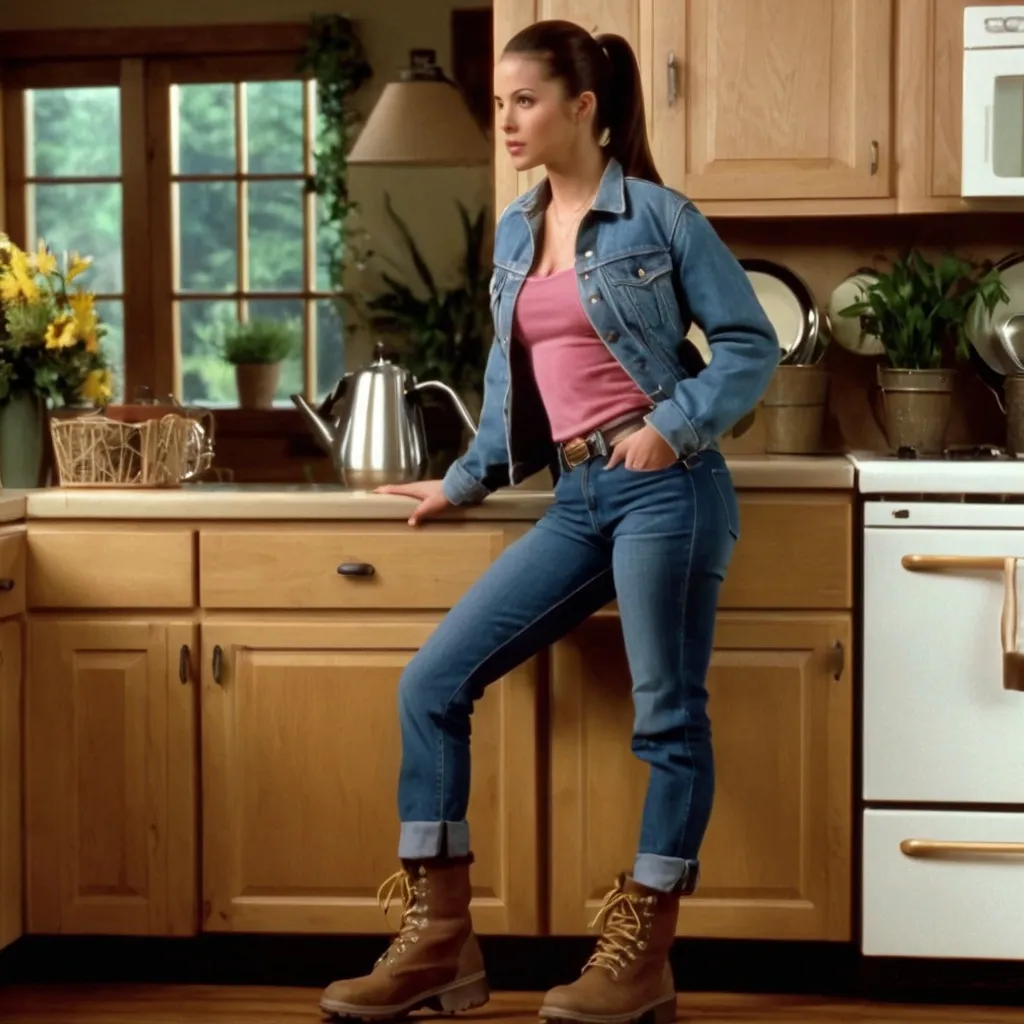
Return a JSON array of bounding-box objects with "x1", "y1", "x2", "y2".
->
[{"x1": 503, "y1": 19, "x2": 662, "y2": 185}]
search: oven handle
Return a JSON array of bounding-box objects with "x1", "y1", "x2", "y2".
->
[
  {"x1": 901, "y1": 839, "x2": 1024, "y2": 859},
  {"x1": 901, "y1": 554, "x2": 1024, "y2": 692}
]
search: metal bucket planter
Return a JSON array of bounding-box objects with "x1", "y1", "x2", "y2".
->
[
  {"x1": 761, "y1": 364, "x2": 830, "y2": 454},
  {"x1": 874, "y1": 366, "x2": 956, "y2": 455}
]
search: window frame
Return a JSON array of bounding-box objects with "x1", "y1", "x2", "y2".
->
[{"x1": 0, "y1": 25, "x2": 324, "y2": 407}]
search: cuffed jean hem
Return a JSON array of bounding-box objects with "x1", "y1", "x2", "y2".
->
[
  {"x1": 633, "y1": 854, "x2": 700, "y2": 895},
  {"x1": 398, "y1": 820, "x2": 471, "y2": 860}
]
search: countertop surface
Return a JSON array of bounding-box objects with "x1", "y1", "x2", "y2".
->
[{"x1": 7, "y1": 455, "x2": 856, "y2": 521}]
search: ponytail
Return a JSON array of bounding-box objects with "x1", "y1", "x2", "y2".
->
[
  {"x1": 594, "y1": 33, "x2": 661, "y2": 185},
  {"x1": 503, "y1": 20, "x2": 662, "y2": 185}
]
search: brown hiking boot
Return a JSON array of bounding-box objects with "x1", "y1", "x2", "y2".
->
[
  {"x1": 539, "y1": 874, "x2": 679, "y2": 1024},
  {"x1": 320, "y1": 856, "x2": 489, "y2": 1020}
]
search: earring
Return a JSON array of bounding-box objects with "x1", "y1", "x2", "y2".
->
[{"x1": 598, "y1": 126, "x2": 611, "y2": 148}]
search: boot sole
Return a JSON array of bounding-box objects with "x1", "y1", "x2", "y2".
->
[
  {"x1": 320, "y1": 971, "x2": 490, "y2": 1020},
  {"x1": 539, "y1": 994, "x2": 676, "y2": 1024}
]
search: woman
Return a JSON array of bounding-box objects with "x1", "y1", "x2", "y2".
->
[{"x1": 320, "y1": 19, "x2": 778, "y2": 1024}]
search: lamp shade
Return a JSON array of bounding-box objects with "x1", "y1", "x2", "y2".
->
[{"x1": 348, "y1": 60, "x2": 491, "y2": 166}]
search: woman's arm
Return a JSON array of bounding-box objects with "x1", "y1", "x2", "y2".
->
[
  {"x1": 645, "y1": 202, "x2": 780, "y2": 456},
  {"x1": 441, "y1": 336, "x2": 512, "y2": 505}
]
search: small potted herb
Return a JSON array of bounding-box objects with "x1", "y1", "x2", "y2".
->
[
  {"x1": 839, "y1": 249, "x2": 1007, "y2": 453},
  {"x1": 220, "y1": 318, "x2": 298, "y2": 409}
]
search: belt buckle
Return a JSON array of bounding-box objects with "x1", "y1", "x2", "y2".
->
[{"x1": 562, "y1": 437, "x2": 591, "y2": 469}]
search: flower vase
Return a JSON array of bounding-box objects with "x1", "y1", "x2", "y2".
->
[{"x1": 0, "y1": 393, "x2": 48, "y2": 488}]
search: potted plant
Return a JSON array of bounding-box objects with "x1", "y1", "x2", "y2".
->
[
  {"x1": 0, "y1": 234, "x2": 114, "y2": 487},
  {"x1": 220, "y1": 318, "x2": 298, "y2": 409},
  {"x1": 839, "y1": 249, "x2": 1007, "y2": 453}
]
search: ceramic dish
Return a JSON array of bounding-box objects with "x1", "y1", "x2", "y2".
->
[
  {"x1": 827, "y1": 268, "x2": 885, "y2": 356},
  {"x1": 739, "y1": 258, "x2": 819, "y2": 364}
]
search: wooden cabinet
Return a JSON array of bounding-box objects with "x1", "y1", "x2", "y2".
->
[
  {"x1": 199, "y1": 620, "x2": 542, "y2": 936},
  {"x1": 550, "y1": 610, "x2": 852, "y2": 940},
  {"x1": 0, "y1": 619, "x2": 23, "y2": 952},
  {"x1": 650, "y1": 0, "x2": 892, "y2": 203},
  {"x1": 494, "y1": 0, "x2": 1020, "y2": 214},
  {"x1": 25, "y1": 619, "x2": 197, "y2": 935}
]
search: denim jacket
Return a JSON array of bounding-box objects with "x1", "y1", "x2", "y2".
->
[{"x1": 441, "y1": 159, "x2": 780, "y2": 506}]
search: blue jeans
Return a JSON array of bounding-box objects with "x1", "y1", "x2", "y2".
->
[{"x1": 396, "y1": 449, "x2": 739, "y2": 894}]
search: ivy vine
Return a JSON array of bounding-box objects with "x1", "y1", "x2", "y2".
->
[{"x1": 299, "y1": 14, "x2": 372, "y2": 299}]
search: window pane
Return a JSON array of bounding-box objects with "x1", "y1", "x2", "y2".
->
[
  {"x1": 247, "y1": 298, "x2": 304, "y2": 404},
  {"x1": 316, "y1": 299, "x2": 344, "y2": 400},
  {"x1": 29, "y1": 87, "x2": 120, "y2": 178},
  {"x1": 179, "y1": 300, "x2": 237, "y2": 406},
  {"x1": 246, "y1": 81, "x2": 303, "y2": 174},
  {"x1": 95, "y1": 298, "x2": 125, "y2": 403},
  {"x1": 176, "y1": 83, "x2": 235, "y2": 175},
  {"x1": 249, "y1": 180, "x2": 303, "y2": 292},
  {"x1": 29, "y1": 183, "x2": 123, "y2": 293},
  {"x1": 177, "y1": 181, "x2": 236, "y2": 292}
]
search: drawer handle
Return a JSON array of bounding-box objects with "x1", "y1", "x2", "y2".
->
[
  {"x1": 179, "y1": 644, "x2": 190, "y2": 685},
  {"x1": 212, "y1": 644, "x2": 223, "y2": 684},
  {"x1": 903, "y1": 555, "x2": 1024, "y2": 693},
  {"x1": 901, "y1": 839, "x2": 1024, "y2": 859},
  {"x1": 0, "y1": 578, "x2": 14, "y2": 592},
  {"x1": 337, "y1": 562, "x2": 376, "y2": 577}
]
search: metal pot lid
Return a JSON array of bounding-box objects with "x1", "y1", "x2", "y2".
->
[
  {"x1": 967, "y1": 251, "x2": 1024, "y2": 381},
  {"x1": 827, "y1": 268, "x2": 885, "y2": 356},
  {"x1": 739, "y1": 258, "x2": 819, "y2": 364}
]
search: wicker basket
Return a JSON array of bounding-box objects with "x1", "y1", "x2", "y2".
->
[{"x1": 50, "y1": 412, "x2": 199, "y2": 488}]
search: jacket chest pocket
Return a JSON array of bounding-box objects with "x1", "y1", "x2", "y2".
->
[{"x1": 606, "y1": 252, "x2": 676, "y2": 332}]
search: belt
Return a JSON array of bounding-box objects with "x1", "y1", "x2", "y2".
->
[{"x1": 557, "y1": 415, "x2": 647, "y2": 472}]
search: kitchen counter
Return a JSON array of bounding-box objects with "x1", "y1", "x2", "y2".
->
[
  {"x1": 17, "y1": 455, "x2": 855, "y2": 521},
  {"x1": 0, "y1": 492, "x2": 29, "y2": 523}
]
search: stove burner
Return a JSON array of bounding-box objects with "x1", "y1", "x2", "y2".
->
[{"x1": 896, "y1": 444, "x2": 1011, "y2": 461}]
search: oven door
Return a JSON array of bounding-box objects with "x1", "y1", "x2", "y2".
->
[{"x1": 864, "y1": 523, "x2": 1024, "y2": 804}]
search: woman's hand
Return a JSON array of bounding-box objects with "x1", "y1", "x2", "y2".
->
[
  {"x1": 605, "y1": 425, "x2": 677, "y2": 472},
  {"x1": 374, "y1": 480, "x2": 452, "y2": 526}
]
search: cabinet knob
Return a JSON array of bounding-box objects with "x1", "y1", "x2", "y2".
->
[
  {"x1": 831, "y1": 640, "x2": 845, "y2": 681},
  {"x1": 337, "y1": 562, "x2": 376, "y2": 577},
  {"x1": 212, "y1": 644, "x2": 223, "y2": 684},
  {"x1": 179, "y1": 644, "x2": 190, "y2": 685},
  {"x1": 0, "y1": 578, "x2": 15, "y2": 592}
]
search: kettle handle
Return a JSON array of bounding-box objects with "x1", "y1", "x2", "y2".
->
[
  {"x1": 317, "y1": 371, "x2": 354, "y2": 418},
  {"x1": 412, "y1": 380, "x2": 479, "y2": 437}
]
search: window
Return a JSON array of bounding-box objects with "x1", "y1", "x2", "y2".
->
[
  {"x1": 1, "y1": 33, "x2": 343, "y2": 408},
  {"x1": 3, "y1": 65, "x2": 127, "y2": 400}
]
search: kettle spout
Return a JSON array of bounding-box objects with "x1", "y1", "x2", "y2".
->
[{"x1": 290, "y1": 393, "x2": 338, "y2": 455}]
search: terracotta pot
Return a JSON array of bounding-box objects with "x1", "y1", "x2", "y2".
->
[
  {"x1": 874, "y1": 366, "x2": 955, "y2": 454},
  {"x1": 235, "y1": 362, "x2": 281, "y2": 409}
]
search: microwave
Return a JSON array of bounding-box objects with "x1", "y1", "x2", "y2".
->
[{"x1": 963, "y1": 5, "x2": 1024, "y2": 197}]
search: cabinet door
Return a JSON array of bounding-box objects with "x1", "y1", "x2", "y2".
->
[
  {"x1": 25, "y1": 620, "x2": 197, "y2": 935},
  {"x1": 201, "y1": 621, "x2": 541, "y2": 935},
  {"x1": 550, "y1": 611, "x2": 852, "y2": 940},
  {"x1": 0, "y1": 620, "x2": 22, "y2": 951},
  {"x1": 652, "y1": 0, "x2": 892, "y2": 200}
]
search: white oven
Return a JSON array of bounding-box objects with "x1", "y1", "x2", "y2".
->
[
  {"x1": 854, "y1": 452, "x2": 1024, "y2": 960},
  {"x1": 963, "y1": 5, "x2": 1024, "y2": 197}
]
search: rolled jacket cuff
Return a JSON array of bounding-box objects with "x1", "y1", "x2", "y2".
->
[{"x1": 644, "y1": 400, "x2": 702, "y2": 458}]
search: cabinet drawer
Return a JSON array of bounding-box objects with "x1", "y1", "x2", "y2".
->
[
  {"x1": 0, "y1": 533, "x2": 25, "y2": 618},
  {"x1": 28, "y1": 528, "x2": 195, "y2": 609},
  {"x1": 199, "y1": 527, "x2": 505, "y2": 609},
  {"x1": 863, "y1": 809, "x2": 1024, "y2": 959},
  {"x1": 720, "y1": 494, "x2": 852, "y2": 609}
]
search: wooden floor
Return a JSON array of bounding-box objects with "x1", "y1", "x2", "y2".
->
[{"x1": 1, "y1": 986, "x2": 1023, "y2": 1024}]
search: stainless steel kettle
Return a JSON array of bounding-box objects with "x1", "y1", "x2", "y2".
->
[{"x1": 291, "y1": 342, "x2": 478, "y2": 488}]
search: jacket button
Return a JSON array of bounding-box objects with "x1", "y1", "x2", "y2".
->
[
  {"x1": 605, "y1": 331, "x2": 619, "y2": 343},
  {"x1": 584, "y1": 250, "x2": 594, "y2": 258},
  {"x1": 637, "y1": 267, "x2": 646, "y2": 277},
  {"x1": 590, "y1": 295, "x2": 600, "y2": 304}
]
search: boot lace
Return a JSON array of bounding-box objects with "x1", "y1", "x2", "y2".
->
[
  {"x1": 373, "y1": 868, "x2": 429, "y2": 966},
  {"x1": 583, "y1": 880, "x2": 650, "y2": 978}
]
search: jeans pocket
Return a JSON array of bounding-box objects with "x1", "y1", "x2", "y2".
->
[{"x1": 711, "y1": 467, "x2": 740, "y2": 540}]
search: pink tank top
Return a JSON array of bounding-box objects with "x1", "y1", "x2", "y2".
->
[{"x1": 513, "y1": 269, "x2": 652, "y2": 443}]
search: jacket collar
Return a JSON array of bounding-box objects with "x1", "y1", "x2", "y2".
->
[{"x1": 515, "y1": 157, "x2": 627, "y2": 218}]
